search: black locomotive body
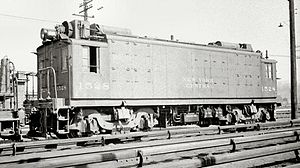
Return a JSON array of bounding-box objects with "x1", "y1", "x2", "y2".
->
[{"x1": 26, "y1": 19, "x2": 279, "y2": 137}]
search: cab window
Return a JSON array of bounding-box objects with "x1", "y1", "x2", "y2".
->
[
  {"x1": 265, "y1": 63, "x2": 273, "y2": 80},
  {"x1": 82, "y1": 46, "x2": 100, "y2": 73}
]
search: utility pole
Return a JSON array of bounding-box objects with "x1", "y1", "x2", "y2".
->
[
  {"x1": 289, "y1": 0, "x2": 297, "y2": 119},
  {"x1": 73, "y1": 0, "x2": 94, "y2": 21}
]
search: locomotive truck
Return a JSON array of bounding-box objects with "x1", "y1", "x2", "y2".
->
[{"x1": 25, "y1": 19, "x2": 278, "y2": 138}]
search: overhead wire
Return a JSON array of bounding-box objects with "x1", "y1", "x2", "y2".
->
[
  {"x1": 0, "y1": 12, "x2": 60, "y2": 23},
  {"x1": 0, "y1": 12, "x2": 299, "y2": 59}
]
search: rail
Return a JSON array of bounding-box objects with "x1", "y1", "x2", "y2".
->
[
  {"x1": 0, "y1": 129, "x2": 299, "y2": 167},
  {"x1": 148, "y1": 142, "x2": 300, "y2": 168},
  {"x1": 285, "y1": 163, "x2": 300, "y2": 168},
  {"x1": 1, "y1": 119, "x2": 300, "y2": 156}
]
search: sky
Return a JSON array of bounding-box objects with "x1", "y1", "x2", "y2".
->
[{"x1": 0, "y1": 0, "x2": 299, "y2": 84}]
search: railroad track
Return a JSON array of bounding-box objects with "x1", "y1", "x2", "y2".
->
[
  {"x1": 0, "y1": 127, "x2": 299, "y2": 167},
  {"x1": 0, "y1": 119, "x2": 299, "y2": 167},
  {"x1": 1, "y1": 119, "x2": 300, "y2": 156}
]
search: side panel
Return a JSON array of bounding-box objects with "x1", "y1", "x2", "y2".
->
[
  {"x1": 152, "y1": 44, "x2": 167, "y2": 98},
  {"x1": 132, "y1": 42, "x2": 153, "y2": 98},
  {"x1": 228, "y1": 53, "x2": 238, "y2": 97},
  {"x1": 66, "y1": 36, "x2": 276, "y2": 106},
  {"x1": 210, "y1": 52, "x2": 228, "y2": 97},
  {"x1": 106, "y1": 37, "x2": 265, "y2": 100},
  {"x1": 109, "y1": 40, "x2": 153, "y2": 98},
  {"x1": 71, "y1": 41, "x2": 110, "y2": 99},
  {"x1": 110, "y1": 40, "x2": 132, "y2": 97}
]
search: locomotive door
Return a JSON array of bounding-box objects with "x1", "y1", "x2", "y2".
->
[{"x1": 261, "y1": 60, "x2": 277, "y2": 97}]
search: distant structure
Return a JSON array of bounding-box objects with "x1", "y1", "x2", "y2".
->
[{"x1": 0, "y1": 57, "x2": 20, "y2": 139}]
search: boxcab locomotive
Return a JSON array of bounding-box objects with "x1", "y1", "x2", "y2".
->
[{"x1": 25, "y1": 19, "x2": 279, "y2": 138}]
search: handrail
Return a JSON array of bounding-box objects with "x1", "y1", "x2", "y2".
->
[{"x1": 38, "y1": 67, "x2": 57, "y2": 109}]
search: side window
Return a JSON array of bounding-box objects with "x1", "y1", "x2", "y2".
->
[
  {"x1": 89, "y1": 46, "x2": 98, "y2": 73},
  {"x1": 265, "y1": 63, "x2": 273, "y2": 80},
  {"x1": 61, "y1": 48, "x2": 68, "y2": 72},
  {"x1": 82, "y1": 46, "x2": 100, "y2": 73}
]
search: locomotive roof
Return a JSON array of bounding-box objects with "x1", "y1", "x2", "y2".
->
[
  {"x1": 38, "y1": 34, "x2": 260, "y2": 55},
  {"x1": 107, "y1": 33, "x2": 256, "y2": 53},
  {"x1": 38, "y1": 19, "x2": 267, "y2": 56}
]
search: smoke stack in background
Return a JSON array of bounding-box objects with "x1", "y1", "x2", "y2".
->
[{"x1": 0, "y1": 58, "x2": 11, "y2": 93}]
